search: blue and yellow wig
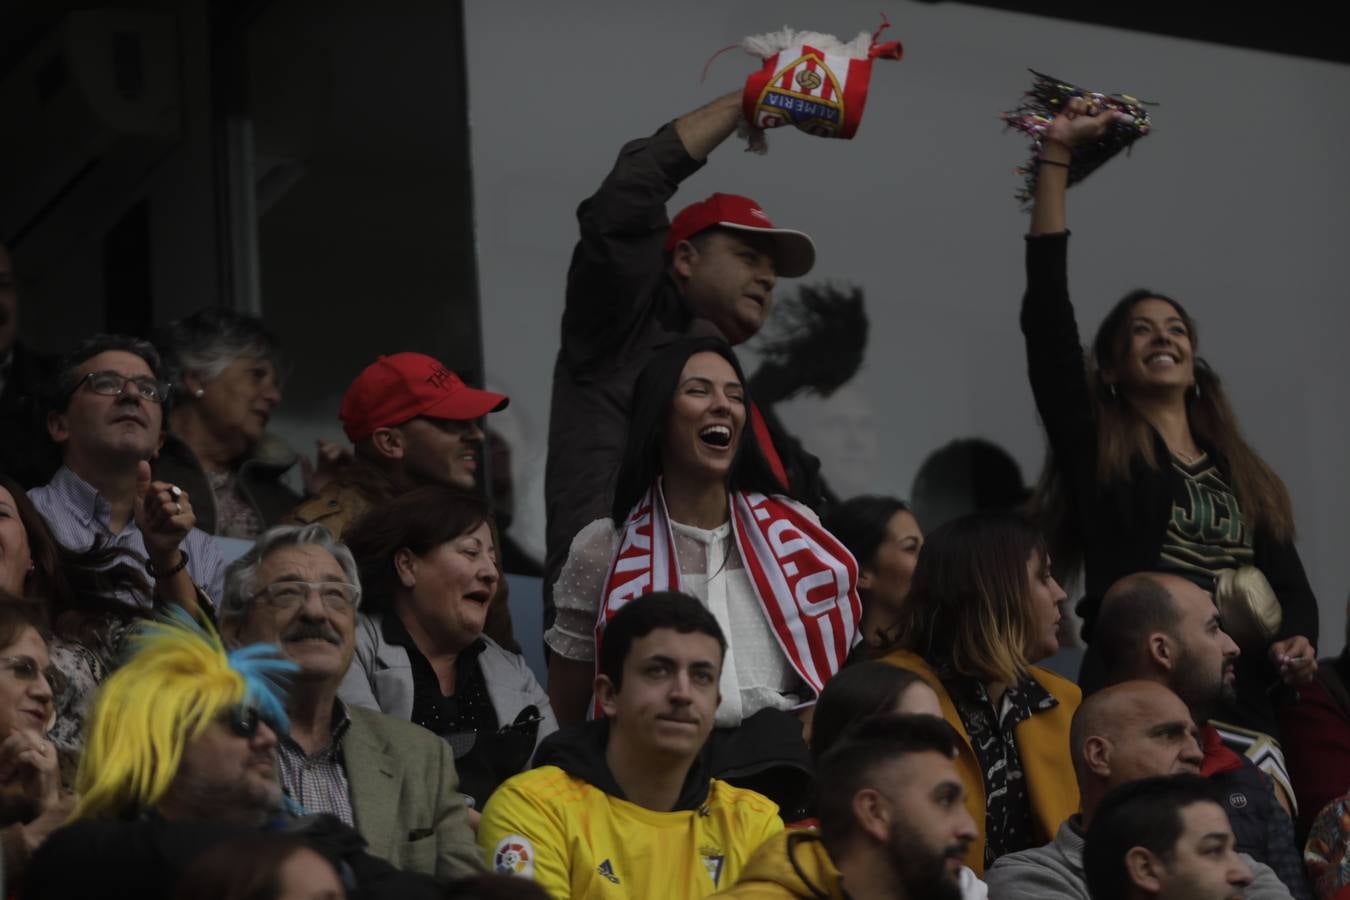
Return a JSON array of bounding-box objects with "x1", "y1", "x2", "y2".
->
[{"x1": 71, "y1": 609, "x2": 298, "y2": 821}]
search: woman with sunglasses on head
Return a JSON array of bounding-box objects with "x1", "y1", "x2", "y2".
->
[
  {"x1": 0, "y1": 595, "x2": 74, "y2": 894},
  {"x1": 545, "y1": 336, "x2": 860, "y2": 735},
  {"x1": 0, "y1": 474, "x2": 207, "y2": 773},
  {"x1": 878, "y1": 511, "x2": 1079, "y2": 875},
  {"x1": 339, "y1": 487, "x2": 556, "y2": 810},
  {"x1": 1023, "y1": 99, "x2": 1317, "y2": 735}
]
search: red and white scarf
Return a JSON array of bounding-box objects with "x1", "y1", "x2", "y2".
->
[{"x1": 596, "y1": 481, "x2": 860, "y2": 708}]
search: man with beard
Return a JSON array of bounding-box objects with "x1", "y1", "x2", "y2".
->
[
  {"x1": 1083, "y1": 775, "x2": 1254, "y2": 900},
  {"x1": 713, "y1": 714, "x2": 978, "y2": 900},
  {"x1": 987, "y1": 681, "x2": 1293, "y2": 899},
  {"x1": 219, "y1": 524, "x2": 481, "y2": 878},
  {"x1": 1094, "y1": 573, "x2": 1311, "y2": 899},
  {"x1": 21, "y1": 613, "x2": 441, "y2": 899}
]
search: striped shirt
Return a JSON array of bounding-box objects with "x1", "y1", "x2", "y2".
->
[
  {"x1": 28, "y1": 466, "x2": 226, "y2": 606},
  {"x1": 277, "y1": 702, "x2": 355, "y2": 827}
]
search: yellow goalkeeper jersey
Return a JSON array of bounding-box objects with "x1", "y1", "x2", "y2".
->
[{"x1": 478, "y1": 764, "x2": 783, "y2": 899}]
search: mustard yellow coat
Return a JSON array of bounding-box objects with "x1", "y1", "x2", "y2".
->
[{"x1": 880, "y1": 649, "x2": 1081, "y2": 875}]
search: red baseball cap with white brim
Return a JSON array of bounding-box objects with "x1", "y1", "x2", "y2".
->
[
  {"x1": 664, "y1": 193, "x2": 815, "y2": 278},
  {"x1": 340, "y1": 352, "x2": 508, "y2": 442}
]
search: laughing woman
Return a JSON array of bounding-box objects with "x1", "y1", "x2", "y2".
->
[
  {"x1": 546, "y1": 336, "x2": 861, "y2": 732},
  {"x1": 1023, "y1": 98, "x2": 1318, "y2": 740},
  {"x1": 339, "y1": 487, "x2": 556, "y2": 809}
]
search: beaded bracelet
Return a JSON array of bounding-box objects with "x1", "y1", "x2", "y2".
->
[{"x1": 145, "y1": 549, "x2": 190, "y2": 578}]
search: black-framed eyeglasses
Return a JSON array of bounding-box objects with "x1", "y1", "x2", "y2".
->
[
  {"x1": 219, "y1": 705, "x2": 271, "y2": 739},
  {"x1": 0, "y1": 656, "x2": 53, "y2": 683},
  {"x1": 251, "y1": 580, "x2": 360, "y2": 613},
  {"x1": 71, "y1": 371, "x2": 171, "y2": 404}
]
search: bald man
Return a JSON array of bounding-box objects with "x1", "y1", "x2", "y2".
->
[
  {"x1": 1092, "y1": 573, "x2": 1312, "y2": 900},
  {"x1": 985, "y1": 681, "x2": 1293, "y2": 900}
]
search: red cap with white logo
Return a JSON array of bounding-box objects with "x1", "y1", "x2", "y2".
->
[
  {"x1": 339, "y1": 352, "x2": 508, "y2": 442},
  {"x1": 664, "y1": 193, "x2": 815, "y2": 278}
]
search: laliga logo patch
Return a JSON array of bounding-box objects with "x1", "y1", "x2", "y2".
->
[
  {"x1": 753, "y1": 51, "x2": 846, "y2": 138},
  {"x1": 493, "y1": 835, "x2": 535, "y2": 877}
]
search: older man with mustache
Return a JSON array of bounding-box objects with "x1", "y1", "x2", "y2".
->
[{"x1": 220, "y1": 524, "x2": 481, "y2": 878}]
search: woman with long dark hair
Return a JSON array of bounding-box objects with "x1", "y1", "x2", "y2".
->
[
  {"x1": 545, "y1": 336, "x2": 861, "y2": 729},
  {"x1": 822, "y1": 495, "x2": 922, "y2": 650},
  {"x1": 1023, "y1": 98, "x2": 1317, "y2": 737},
  {"x1": 880, "y1": 511, "x2": 1078, "y2": 875}
]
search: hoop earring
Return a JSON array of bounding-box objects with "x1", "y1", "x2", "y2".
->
[{"x1": 1192, "y1": 382, "x2": 1201, "y2": 400}]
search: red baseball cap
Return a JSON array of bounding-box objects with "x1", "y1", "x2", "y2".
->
[
  {"x1": 339, "y1": 353, "x2": 509, "y2": 442},
  {"x1": 664, "y1": 193, "x2": 815, "y2": 278}
]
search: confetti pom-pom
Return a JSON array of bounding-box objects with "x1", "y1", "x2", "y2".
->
[{"x1": 1002, "y1": 69, "x2": 1155, "y2": 205}]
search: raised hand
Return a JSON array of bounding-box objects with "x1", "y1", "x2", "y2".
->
[
  {"x1": 134, "y1": 460, "x2": 195, "y2": 564},
  {"x1": 1042, "y1": 95, "x2": 1126, "y2": 155}
]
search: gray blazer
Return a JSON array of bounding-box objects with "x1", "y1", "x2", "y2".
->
[
  {"x1": 339, "y1": 612, "x2": 558, "y2": 757},
  {"x1": 342, "y1": 705, "x2": 482, "y2": 878}
]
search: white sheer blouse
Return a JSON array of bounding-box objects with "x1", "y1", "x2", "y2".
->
[{"x1": 546, "y1": 511, "x2": 811, "y2": 728}]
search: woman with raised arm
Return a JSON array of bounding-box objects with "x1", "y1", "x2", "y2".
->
[{"x1": 1023, "y1": 98, "x2": 1318, "y2": 737}]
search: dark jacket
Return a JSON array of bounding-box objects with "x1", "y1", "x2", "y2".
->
[
  {"x1": 543, "y1": 123, "x2": 823, "y2": 606},
  {"x1": 1021, "y1": 232, "x2": 1318, "y2": 728},
  {"x1": 20, "y1": 812, "x2": 443, "y2": 900},
  {"x1": 0, "y1": 341, "x2": 60, "y2": 489},
  {"x1": 1202, "y1": 726, "x2": 1312, "y2": 900},
  {"x1": 152, "y1": 432, "x2": 300, "y2": 536}
]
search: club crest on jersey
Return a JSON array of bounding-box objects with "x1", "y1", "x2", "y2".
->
[
  {"x1": 701, "y1": 847, "x2": 726, "y2": 887},
  {"x1": 493, "y1": 835, "x2": 535, "y2": 877}
]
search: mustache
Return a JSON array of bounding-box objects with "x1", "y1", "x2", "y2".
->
[{"x1": 282, "y1": 622, "x2": 341, "y2": 645}]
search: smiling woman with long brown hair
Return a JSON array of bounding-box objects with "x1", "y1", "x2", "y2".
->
[{"x1": 1022, "y1": 99, "x2": 1317, "y2": 748}]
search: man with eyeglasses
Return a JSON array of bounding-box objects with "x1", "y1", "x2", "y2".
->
[
  {"x1": 220, "y1": 524, "x2": 481, "y2": 878},
  {"x1": 27, "y1": 334, "x2": 225, "y2": 609}
]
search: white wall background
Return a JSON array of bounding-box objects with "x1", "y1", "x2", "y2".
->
[{"x1": 466, "y1": 1, "x2": 1350, "y2": 653}]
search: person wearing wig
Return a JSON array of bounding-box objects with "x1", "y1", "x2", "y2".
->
[
  {"x1": 879, "y1": 511, "x2": 1080, "y2": 875},
  {"x1": 69, "y1": 610, "x2": 296, "y2": 823},
  {"x1": 546, "y1": 336, "x2": 861, "y2": 736},
  {"x1": 24, "y1": 612, "x2": 445, "y2": 899},
  {"x1": 1022, "y1": 98, "x2": 1317, "y2": 742}
]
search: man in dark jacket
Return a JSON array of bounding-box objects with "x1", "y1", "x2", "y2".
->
[
  {"x1": 0, "y1": 241, "x2": 60, "y2": 488},
  {"x1": 544, "y1": 91, "x2": 823, "y2": 637},
  {"x1": 1094, "y1": 573, "x2": 1312, "y2": 900}
]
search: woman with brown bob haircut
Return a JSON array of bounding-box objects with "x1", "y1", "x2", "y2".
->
[
  {"x1": 1022, "y1": 98, "x2": 1317, "y2": 741},
  {"x1": 338, "y1": 485, "x2": 556, "y2": 809},
  {"x1": 879, "y1": 511, "x2": 1079, "y2": 876}
]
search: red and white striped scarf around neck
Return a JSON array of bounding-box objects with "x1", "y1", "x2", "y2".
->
[{"x1": 596, "y1": 480, "x2": 861, "y2": 707}]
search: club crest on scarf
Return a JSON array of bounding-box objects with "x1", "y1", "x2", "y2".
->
[
  {"x1": 737, "y1": 19, "x2": 902, "y2": 148},
  {"x1": 598, "y1": 481, "x2": 861, "y2": 713}
]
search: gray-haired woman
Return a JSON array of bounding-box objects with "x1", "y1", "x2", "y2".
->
[{"x1": 153, "y1": 308, "x2": 299, "y2": 538}]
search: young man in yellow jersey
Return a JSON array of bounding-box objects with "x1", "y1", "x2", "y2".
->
[{"x1": 478, "y1": 591, "x2": 783, "y2": 898}]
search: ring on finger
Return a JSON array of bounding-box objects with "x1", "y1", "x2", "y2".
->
[
  {"x1": 175, "y1": 502, "x2": 182, "y2": 515},
  {"x1": 169, "y1": 485, "x2": 183, "y2": 500}
]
